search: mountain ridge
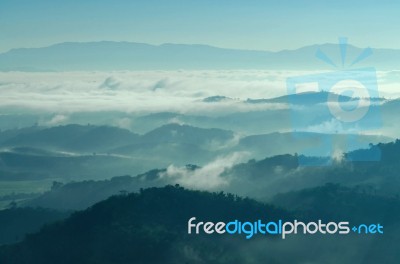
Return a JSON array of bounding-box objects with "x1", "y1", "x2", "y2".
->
[{"x1": 1, "y1": 41, "x2": 398, "y2": 71}]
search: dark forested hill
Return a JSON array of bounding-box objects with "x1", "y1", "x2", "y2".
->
[
  {"x1": 0, "y1": 207, "x2": 69, "y2": 245},
  {"x1": 2, "y1": 185, "x2": 400, "y2": 263},
  {"x1": 0, "y1": 186, "x2": 289, "y2": 264}
]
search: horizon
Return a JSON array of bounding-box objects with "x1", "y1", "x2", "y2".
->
[
  {"x1": 1, "y1": 2, "x2": 400, "y2": 263},
  {"x1": 1, "y1": 0, "x2": 400, "y2": 53},
  {"x1": 0, "y1": 40, "x2": 382, "y2": 54}
]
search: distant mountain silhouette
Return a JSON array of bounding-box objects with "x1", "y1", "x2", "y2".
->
[
  {"x1": 202, "y1": 96, "x2": 235, "y2": 103},
  {"x1": 19, "y1": 139, "x2": 400, "y2": 212},
  {"x1": 1, "y1": 123, "x2": 234, "y2": 153},
  {"x1": 0, "y1": 122, "x2": 392, "y2": 182},
  {"x1": 235, "y1": 131, "x2": 391, "y2": 159},
  {"x1": 246, "y1": 91, "x2": 355, "y2": 105},
  {"x1": 141, "y1": 123, "x2": 234, "y2": 146},
  {"x1": 1, "y1": 41, "x2": 398, "y2": 71},
  {"x1": 2, "y1": 124, "x2": 139, "y2": 153}
]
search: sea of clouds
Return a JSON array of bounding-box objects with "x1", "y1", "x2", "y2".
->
[{"x1": 0, "y1": 70, "x2": 399, "y2": 115}]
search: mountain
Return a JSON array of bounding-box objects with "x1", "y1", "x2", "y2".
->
[
  {"x1": 235, "y1": 131, "x2": 391, "y2": 159},
  {"x1": 2, "y1": 185, "x2": 400, "y2": 263},
  {"x1": 202, "y1": 96, "x2": 235, "y2": 103},
  {"x1": 0, "y1": 186, "x2": 290, "y2": 264},
  {"x1": 1, "y1": 123, "x2": 234, "y2": 154},
  {"x1": 246, "y1": 91, "x2": 357, "y2": 105},
  {"x1": 110, "y1": 124, "x2": 236, "y2": 163},
  {"x1": 0, "y1": 124, "x2": 238, "y2": 181},
  {"x1": 1, "y1": 41, "x2": 399, "y2": 71},
  {"x1": 271, "y1": 183, "x2": 400, "y2": 223},
  {"x1": 24, "y1": 174, "x2": 164, "y2": 210},
  {"x1": 0, "y1": 207, "x2": 69, "y2": 245},
  {"x1": 226, "y1": 139, "x2": 400, "y2": 200},
  {"x1": 1, "y1": 124, "x2": 140, "y2": 153},
  {"x1": 0, "y1": 122, "x2": 392, "y2": 182},
  {"x1": 0, "y1": 150, "x2": 144, "y2": 180},
  {"x1": 141, "y1": 123, "x2": 234, "y2": 146},
  {"x1": 18, "y1": 139, "x2": 399, "y2": 212}
]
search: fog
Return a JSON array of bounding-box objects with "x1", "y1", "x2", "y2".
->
[{"x1": 0, "y1": 70, "x2": 399, "y2": 116}]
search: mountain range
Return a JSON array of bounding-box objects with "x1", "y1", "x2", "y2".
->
[
  {"x1": 13, "y1": 138, "x2": 400, "y2": 212},
  {"x1": 1, "y1": 41, "x2": 399, "y2": 71},
  {"x1": 0, "y1": 123, "x2": 391, "y2": 183}
]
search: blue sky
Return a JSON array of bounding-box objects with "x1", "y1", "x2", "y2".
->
[{"x1": 1, "y1": 0, "x2": 399, "y2": 53}]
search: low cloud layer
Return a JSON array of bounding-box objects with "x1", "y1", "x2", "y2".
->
[
  {"x1": 0, "y1": 70, "x2": 398, "y2": 134},
  {"x1": 0, "y1": 70, "x2": 293, "y2": 115},
  {"x1": 1, "y1": 70, "x2": 398, "y2": 116}
]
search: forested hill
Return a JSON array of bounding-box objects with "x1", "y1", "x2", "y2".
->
[{"x1": 0, "y1": 186, "x2": 289, "y2": 264}]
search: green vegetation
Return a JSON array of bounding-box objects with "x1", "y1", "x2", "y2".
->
[
  {"x1": 0, "y1": 207, "x2": 69, "y2": 245},
  {"x1": 2, "y1": 185, "x2": 400, "y2": 263},
  {"x1": 0, "y1": 186, "x2": 290, "y2": 264}
]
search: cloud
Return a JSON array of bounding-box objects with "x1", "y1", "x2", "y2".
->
[
  {"x1": 305, "y1": 118, "x2": 345, "y2": 134},
  {"x1": 167, "y1": 117, "x2": 185, "y2": 125},
  {"x1": 41, "y1": 114, "x2": 69, "y2": 126},
  {"x1": 205, "y1": 133, "x2": 241, "y2": 151},
  {"x1": 0, "y1": 70, "x2": 290, "y2": 115},
  {"x1": 0, "y1": 70, "x2": 397, "y2": 115},
  {"x1": 113, "y1": 117, "x2": 132, "y2": 129},
  {"x1": 161, "y1": 152, "x2": 249, "y2": 189}
]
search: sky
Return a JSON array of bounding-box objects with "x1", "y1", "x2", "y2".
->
[{"x1": 1, "y1": 0, "x2": 400, "y2": 53}]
